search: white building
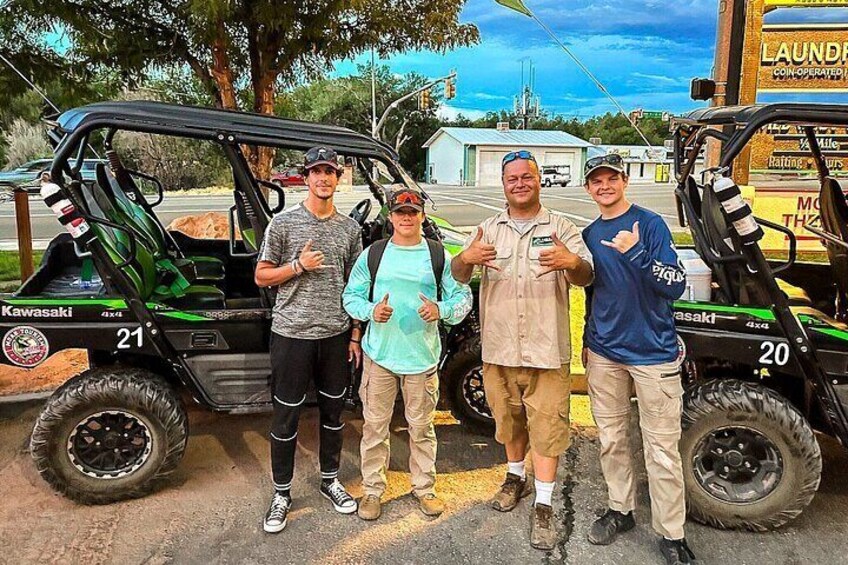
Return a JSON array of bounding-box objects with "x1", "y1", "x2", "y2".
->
[{"x1": 423, "y1": 126, "x2": 593, "y2": 186}]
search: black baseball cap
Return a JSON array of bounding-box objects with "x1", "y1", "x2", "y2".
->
[
  {"x1": 388, "y1": 188, "x2": 425, "y2": 213},
  {"x1": 584, "y1": 153, "x2": 626, "y2": 178},
  {"x1": 304, "y1": 146, "x2": 342, "y2": 172}
]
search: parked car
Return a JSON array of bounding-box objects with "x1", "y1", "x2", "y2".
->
[
  {"x1": 0, "y1": 158, "x2": 106, "y2": 187},
  {"x1": 270, "y1": 166, "x2": 305, "y2": 187},
  {"x1": 541, "y1": 165, "x2": 571, "y2": 187}
]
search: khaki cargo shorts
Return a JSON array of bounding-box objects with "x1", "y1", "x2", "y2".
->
[{"x1": 482, "y1": 363, "x2": 571, "y2": 457}]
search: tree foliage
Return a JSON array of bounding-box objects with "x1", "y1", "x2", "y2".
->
[
  {"x1": 1, "y1": 0, "x2": 479, "y2": 178},
  {"x1": 456, "y1": 110, "x2": 670, "y2": 146},
  {"x1": 1, "y1": 118, "x2": 51, "y2": 169},
  {"x1": 279, "y1": 63, "x2": 442, "y2": 178}
]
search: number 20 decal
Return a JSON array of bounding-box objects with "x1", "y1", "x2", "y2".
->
[
  {"x1": 117, "y1": 327, "x2": 143, "y2": 350},
  {"x1": 759, "y1": 341, "x2": 789, "y2": 366}
]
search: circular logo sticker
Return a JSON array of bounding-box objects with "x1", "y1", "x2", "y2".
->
[
  {"x1": 3, "y1": 326, "x2": 49, "y2": 367},
  {"x1": 676, "y1": 334, "x2": 687, "y2": 365}
]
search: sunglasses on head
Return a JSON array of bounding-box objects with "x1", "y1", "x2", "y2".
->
[
  {"x1": 394, "y1": 191, "x2": 423, "y2": 206},
  {"x1": 585, "y1": 153, "x2": 623, "y2": 172},
  {"x1": 501, "y1": 150, "x2": 537, "y2": 170}
]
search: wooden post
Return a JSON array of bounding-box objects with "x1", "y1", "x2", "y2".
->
[
  {"x1": 733, "y1": 0, "x2": 767, "y2": 187},
  {"x1": 14, "y1": 188, "x2": 34, "y2": 282}
]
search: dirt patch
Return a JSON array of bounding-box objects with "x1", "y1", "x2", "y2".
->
[
  {"x1": 167, "y1": 212, "x2": 234, "y2": 240},
  {"x1": 0, "y1": 349, "x2": 87, "y2": 396}
]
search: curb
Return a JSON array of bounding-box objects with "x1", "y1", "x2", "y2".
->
[{"x1": 0, "y1": 390, "x2": 54, "y2": 405}]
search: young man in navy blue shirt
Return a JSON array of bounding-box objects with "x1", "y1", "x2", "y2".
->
[{"x1": 580, "y1": 154, "x2": 697, "y2": 565}]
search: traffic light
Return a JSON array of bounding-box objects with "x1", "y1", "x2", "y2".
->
[
  {"x1": 419, "y1": 89, "x2": 431, "y2": 110},
  {"x1": 445, "y1": 78, "x2": 456, "y2": 100}
]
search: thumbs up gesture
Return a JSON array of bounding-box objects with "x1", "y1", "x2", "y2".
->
[
  {"x1": 537, "y1": 232, "x2": 581, "y2": 277},
  {"x1": 372, "y1": 294, "x2": 394, "y2": 323},
  {"x1": 601, "y1": 221, "x2": 640, "y2": 254},
  {"x1": 418, "y1": 292, "x2": 441, "y2": 323},
  {"x1": 299, "y1": 239, "x2": 326, "y2": 271},
  {"x1": 460, "y1": 226, "x2": 501, "y2": 271}
]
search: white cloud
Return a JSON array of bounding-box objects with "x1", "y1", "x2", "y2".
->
[{"x1": 437, "y1": 105, "x2": 487, "y2": 121}]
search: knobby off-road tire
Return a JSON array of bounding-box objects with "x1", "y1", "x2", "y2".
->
[
  {"x1": 443, "y1": 335, "x2": 493, "y2": 430},
  {"x1": 30, "y1": 367, "x2": 189, "y2": 505},
  {"x1": 681, "y1": 379, "x2": 821, "y2": 531}
]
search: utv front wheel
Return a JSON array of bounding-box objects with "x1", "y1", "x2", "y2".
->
[
  {"x1": 30, "y1": 367, "x2": 189, "y2": 504},
  {"x1": 443, "y1": 335, "x2": 493, "y2": 429},
  {"x1": 681, "y1": 379, "x2": 821, "y2": 531}
]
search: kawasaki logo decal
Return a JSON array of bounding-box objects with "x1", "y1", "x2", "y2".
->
[
  {"x1": 2, "y1": 305, "x2": 73, "y2": 318},
  {"x1": 674, "y1": 311, "x2": 716, "y2": 325}
]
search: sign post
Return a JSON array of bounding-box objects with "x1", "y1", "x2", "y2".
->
[{"x1": 13, "y1": 187, "x2": 34, "y2": 282}]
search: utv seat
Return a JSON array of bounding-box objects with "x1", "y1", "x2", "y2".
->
[
  {"x1": 71, "y1": 180, "x2": 225, "y2": 310},
  {"x1": 819, "y1": 176, "x2": 848, "y2": 319},
  {"x1": 699, "y1": 178, "x2": 810, "y2": 306},
  {"x1": 96, "y1": 164, "x2": 225, "y2": 283}
]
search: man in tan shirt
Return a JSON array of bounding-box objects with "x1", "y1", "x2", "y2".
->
[{"x1": 451, "y1": 150, "x2": 593, "y2": 550}]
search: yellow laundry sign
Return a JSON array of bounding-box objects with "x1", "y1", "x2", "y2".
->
[{"x1": 759, "y1": 25, "x2": 848, "y2": 91}]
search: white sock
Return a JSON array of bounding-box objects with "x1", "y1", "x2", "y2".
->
[
  {"x1": 507, "y1": 460, "x2": 526, "y2": 479},
  {"x1": 534, "y1": 480, "x2": 554, "y2": 507}
]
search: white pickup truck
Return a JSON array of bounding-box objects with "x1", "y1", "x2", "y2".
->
[{"x1": 541, "y1": 166, "x2": 571, "y2": 187}]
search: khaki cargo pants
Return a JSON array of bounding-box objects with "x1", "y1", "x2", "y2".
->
[
  {"x1": 359, "y1": 355, "x2": 439, "y2": 498},
  {"x1": 586, "y1": 349, "x2": 686, "y2": 540}
]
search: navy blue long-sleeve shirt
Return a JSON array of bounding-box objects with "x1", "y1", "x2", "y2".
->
[{"x1": 582, "y1": 205, "x2": 686, "y2": 365}]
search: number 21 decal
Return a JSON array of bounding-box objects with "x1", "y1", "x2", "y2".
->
[
  {"x1": 759, "y1": 341, "x2": 789, "y2": 366},
  {"x1": 117, "y1": 327, "x2": 143, "y2": 349}
]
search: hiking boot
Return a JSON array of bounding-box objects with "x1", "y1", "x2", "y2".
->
[
  {"x1": 587, "y1": 508, "x2": 636, "y2": 545},
  {"x1": 417, "y1": 493, "x2": 446, "y2": 517},
  {"x1": 263, "y1": 492, "x2": 291, "y2": 533},
  {"x1": 320, "y1": 479, "x2": 357, "y2": 514},
  {"x1": 659, "y1": 537, "x2": 698, "y2": 565},
  {"x1": 529, "y1": 503, "x2": 557, "y2": 551},
  {"x1": 358, "y1": 494, "x2": 382, "y2": 521},
  {"x1": 491, "y1": 472, "x2": 532, "y2": 512}
]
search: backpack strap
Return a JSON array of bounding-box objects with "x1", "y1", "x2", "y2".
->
[
  {"x1": 367, "y1": 237, "x2": 445, "y2": 303},
  {"x1": 367, "y1": 238, "x2": 390, "y2": 302},
  {"x1": 426, "y1": 238, "x2": 445, "y2": 302}
]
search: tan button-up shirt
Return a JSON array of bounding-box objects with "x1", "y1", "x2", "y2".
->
[{"x1": 467, "y1": 207, "x2": 593, "y2": 369}]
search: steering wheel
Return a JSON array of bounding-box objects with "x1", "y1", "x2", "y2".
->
[{"x1": 349, "y1": 198, "x2": 372, "y2": 226}]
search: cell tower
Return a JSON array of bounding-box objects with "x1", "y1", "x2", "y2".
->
[{"x1": 513, "y1": 58, "x2": 541, "y2": 130}]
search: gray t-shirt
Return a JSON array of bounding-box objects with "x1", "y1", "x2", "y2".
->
[{"x1": 258, "y1": 203, "x2": 363, "y2": 339}]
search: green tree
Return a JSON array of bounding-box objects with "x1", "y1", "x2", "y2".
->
[
  {"x1": 2, "y1": 0, "x2": 478, "y2": 179},
  {"x1": 278, "y1": 63, "x2": 444, "y2": 178}
]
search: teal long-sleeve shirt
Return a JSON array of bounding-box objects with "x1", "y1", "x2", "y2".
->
[{"x1": 343, "y1": 239, "x2": 473, "y2": 375}]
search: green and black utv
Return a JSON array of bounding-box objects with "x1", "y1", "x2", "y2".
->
[
  {"x1": 0, "y1": 101, "x2": 483, "y2": 504},
  {"x1": 669, "y1": 103, "x2": 848, "y2": 531}
]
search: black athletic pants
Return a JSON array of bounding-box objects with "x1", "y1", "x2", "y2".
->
[{"x1": 270, "y1": 331, "x2": 350, "y2": 492}]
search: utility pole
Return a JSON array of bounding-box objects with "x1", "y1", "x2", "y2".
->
[
  {"x1": 513, "y1": 59, "x2": 541, "y2": 129},
  {"x1": 370, "y1": 48, "x2": 377, "y2": 138}
]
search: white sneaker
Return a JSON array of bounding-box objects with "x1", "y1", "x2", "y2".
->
[
  {"x1": 320, "y1": 479, "x2": 357, "y2": 514},
  {"x1": 263, "y1": 492, "x2": 291, "y2": 533}
]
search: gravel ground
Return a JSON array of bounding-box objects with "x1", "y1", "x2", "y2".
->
[{"x1": 2, "y1": 398, "x2": 848, "y2": 565}]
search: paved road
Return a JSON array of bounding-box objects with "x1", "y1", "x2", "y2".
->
[
  {"x1": 2, "y1": 399, "x2": 847, "y2": 564},
  {"x1": 0, "y1": 183, "x2": 680, "y2": 250}
]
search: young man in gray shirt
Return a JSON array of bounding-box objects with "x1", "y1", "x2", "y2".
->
[{"x1": 255, "y1": 146, "x2": 363, "y2": 533}]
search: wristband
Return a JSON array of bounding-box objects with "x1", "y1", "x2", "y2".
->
[{"x1": 350, "y1": 338, "x2": 361, "y2": 343}]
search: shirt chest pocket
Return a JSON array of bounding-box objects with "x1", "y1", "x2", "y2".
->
[{"x1": 487, "y1": 247, "x2": 513, "y2": 280}]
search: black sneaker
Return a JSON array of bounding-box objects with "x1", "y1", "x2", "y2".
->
[
  {"x1": 587, "y1": 508, "x2": 636, "y2": 545},
  {"x1": 263, "y1": 492, "x2": 291, "y2": 533},
  {"x1": 320, "y1": 479, "x2": 357, "y2": 514},
  {"x1": 659, "y1": 537, "x2": 697, "y2": 565}
]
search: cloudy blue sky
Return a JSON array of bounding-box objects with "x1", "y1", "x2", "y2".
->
[{"x1": 334, "y1": 0, "x2": 848, "y2": 120}]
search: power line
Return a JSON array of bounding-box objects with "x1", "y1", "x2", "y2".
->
[{"x1": 497, "y1": 1, "x2": 654, "y2": 148}]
